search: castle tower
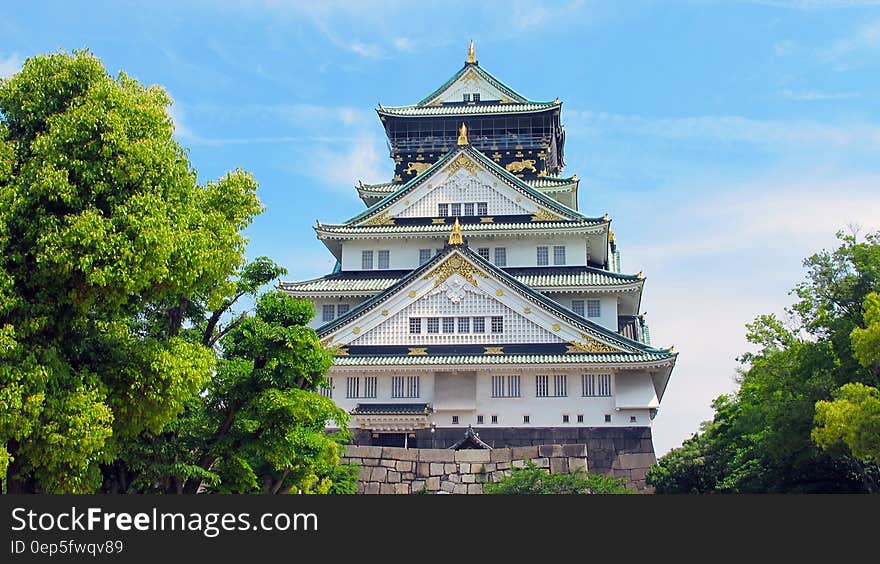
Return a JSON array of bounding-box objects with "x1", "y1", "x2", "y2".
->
[{"x1": 280, "y1": 43, "x2": 676, "y2": 482}]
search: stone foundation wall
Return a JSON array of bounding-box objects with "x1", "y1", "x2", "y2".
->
[{"x1": 341, "y1": 442, "x2": 656, "y2": 494}]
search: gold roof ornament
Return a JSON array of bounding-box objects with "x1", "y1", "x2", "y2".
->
[
  {"x1": 603, "y1": 213, "x2": 610, "y2": 221},
  {"x1": 609, "y1": 229, "x2": 616, "y2": 244},
  {"x1": 572, "y1": 174, "x2": 578, "y2": 181},
  {"x1": 448, "y1": 217, "x2": 464, "y2": 245},
  {"x1": 467, "y1": 39, "x2": 476, "y2": 64},
  {"x1": 457, "y1": 122, "x2": 469, "y2": 145},
  {"x1": 637, "y1": 271, "x2": 645, "y2": 279}
]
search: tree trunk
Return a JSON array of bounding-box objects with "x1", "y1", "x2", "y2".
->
[{"x1": 5, "y1": 440, "x2": 27, "y2": 494}]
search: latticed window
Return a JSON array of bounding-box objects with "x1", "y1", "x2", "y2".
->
[
  {"x1": 419, "y1": 249, "x2": 432, "y2": 265},
  {"x1": 537, "y1": 246, "x2": 549, "y2": 266},
  {"x1": 378, "y1": 250, "x2": 390, "y2": 270},
  {"x1": 477, "y1": 248, "x2": 490, "y2": 260},
  {"x1": 492, "y1": 375, "x2": 505, "y2": 397},
  {"x1": 536, "y1": 375, "x2": 549, "y2": 397},
  {"x1": 427, "y1": 317, "x2": 439, "y2": 334},
  {"x1": 572, "y1": 300, "x2": 585, "y2": 316},
  {"x1": 409, "y1": 317, "x2": 421, "y2": 334},
  {"x1": 438, "y1": 204, "x2": 449, "y2": 217},
  {"x1": 337, "y1": 304, "x2": 350, "y2": 317},
  {"x1": 477, "y1": 202, "x2": 488, "y2": 215},
  {"x1": 598, "y1": 374, "x2": 612, "y2": 396},
  {"x1": 491, "y1": 316, "x2": 504, "y2": 334},
  {"x1": 587, "y1": 299, "x2": 601, "y2": 318},
  {"x1": 361, "y1": 250, "x2": 373, "y2": 270},
  {"x1": 322, "y1": 304, "x2": 335, "y2": 323},
  {"x1": 494, "y1": 247, "x2": 507, "y2": 266},
  {"x1": 450, "y1": 203, "x2": 461, "y2": 216},
  {"x1": 473, "y1": 317, "x2": 486, "y2": 333},
  {"x1": 507, "y1": 375, "x2": 521, "y2": 397},
  {"x1": 463, "y1": 203, "x2": 474, "y2": 216},
  {"x1": 553, "y1": 245, "x2": 566, "y2": 265},
  {"x1": 364, "y1": 376, "x2": 377, "y2": 398},
  {"x1": 442, "y1": 317, "x2": 455, "y2": 333},
  {"x1": 346, "y1": 377, "x2": 360, "y2": 399},
  {"x1": 582, "y1": 374, "x2": 612, "y2": 397},
  {"x1": 458, "y1": 317, "x2": 470, "y2": 333},
  {"x1": 554, "y1": 375, "x2": 568, "y2": 397},
  {"x1": 392, "y1": 376, "x2": 419, "y2": 398},
  {"x1": 319, "y1": 378, "x2": 333, "y2": 398}
]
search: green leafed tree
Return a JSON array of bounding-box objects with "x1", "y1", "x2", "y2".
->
[{"x1": 483, "y1": 462, "x2": 632, "y2": 494}]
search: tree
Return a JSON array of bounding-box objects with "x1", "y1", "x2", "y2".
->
[
  {"x1": 648, "y1": 231, "x2": 880, "y2": 493},
  {"x1": 483, "y1": 462, "x2": 632, "y2": 494}
]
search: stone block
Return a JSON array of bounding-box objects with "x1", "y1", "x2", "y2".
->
[
  {"x1": 358, "y1": 467, "x2": 372, "y2": 481},
  {"x1": 490, "y1": 449, "x2": 512, "y2": 463},
  {"x1": 568, "y1": 457, "x2": 588, "y2": 472},
  {"x1": 394, "y1": 483, "x2": 410, "y2": 494},
  {"x1": 396, "y1": 460, "x2": 413, "y2": 472},
  {"x1": 412, "y1": 480, "x2": 426, "y2": 493},
  {"x1": 618, "y1": 453, "x2": 657, "y2": 469},
  {"x1": 631, "y1": 468, "x2": 648, "y2": 481},
  {"x1": 462, "y1": 474, "x2": 476, "y2": 483},
  {"x1": 362, "y1": 458, "x2": 379, "y2": 466},
  {"x1": 467, "y1": 483, "x2": 483, "y2": 494},
  {"x1": 563, "y1": 444, "x2": 588, "y2": 457},
  {"x1": 444, "y1": 463, "x2": 458, "y2": 474},
  {"x1": 405, "y1": 473, "x2": 416, "y2": 480},
  {"x1": 449, "y1": 474, "x2": 461, "y2": 483},
  {"x1": 484, "y1": 463, "x2": 496, "y2": 473},
  {"x1": 369, "y1": 467, "x2": 387, "y2": 482},
  {"x1": 382, "y1": 446, "x2": 419, "y2": 461},
  {"x1": 345, "y1": 445, "x2": 382, "y2": 459},
  {"x1": 511, "y1": 446, "x2": 539, "y2": 460},
  {"x1": 344, "y1": 457, "x2": 362, "y2": 465},
  {"x1": 416, "y1": 463, "x2": 430, "y2": 478},
  {"x1": 496, "y1": 462, "x2": 511, "y2": 470},
  {"x1": 533, "y1": 457, "x2": 550, "y2": 468},
  {"x1": 379, "y1": 483, "x2": 396, "y2": 494},
  {"x1": 419, "y1": 449, "x2": 456, "y2": 463},
  {"x1": 511, "y1": 459, "x2": 526, "y2": 469},
  {"x1": 539, "y1": 444, "x2": 563, "y2": 457},
  {"x1": 364, "y1": 482, "x2": 380, "y2": 495},
  {"x1": 453, "y1": 484, "x2": 468, "y2": 495},
  {"x1": 455, "y1": 449, "x2": 491, "y2": 463},
  {"x1": 440, "y1": 481, "x2": 456, "y2": 493},
  {"x1": 381, "y1": 459, "x2": 397, "y2": 468},
  {"x1": 458, "y1": 462, "x2": 471, "y2": 474},
  {"x1": 550, "y1": 457, "x2": 569, "y2": 474},
  {"x1": 430, "y1": 463, "x2": 445, "y2": 476},
  {"x1": 387, "y1": 471, "x2": 401, "y2": 483},
  {"x1": 426, "y1": 477, "x2": 441, "y2": 491},
  {"x1": 356, "y1": 482, "x2": 364, "y2": 494}
]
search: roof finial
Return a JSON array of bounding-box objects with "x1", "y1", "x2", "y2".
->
[
  {"x1": 457, "y1": 122, "x2": 469, "y2": 145},
  {"x1": 467, "y1": 39, "x2": 476, "y2": 64},
  {"x1": 448, "y1": 217, "x2": 464, "y2": 245}
]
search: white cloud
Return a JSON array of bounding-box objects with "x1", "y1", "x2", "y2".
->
[
  {"x1": 778, "y1": 89, "x2": 862, "y2": 100},
  {"x1": 166, "y1": 99, "x2": 195, "y2": 141},
  {"x1": 303, "y1": 133, "x2": 390, "y2": 190},
  {"x1": 0, "y1": 52, "x2": 22, "y2": 79}
]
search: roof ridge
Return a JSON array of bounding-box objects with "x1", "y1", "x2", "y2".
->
[{"x1": 414, "y1": 63, "x2": 532, "y2": 107}]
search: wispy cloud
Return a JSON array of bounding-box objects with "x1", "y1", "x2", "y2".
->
[
  {"x1": 0, "y1": 52, "x2": 22, "y2": 78},
  {"x1": 302, "y1": 133, "x2": 390, "y2": 189},
  {"x1": 778, "y1": 88, "x2": 863, "y2": 100}
]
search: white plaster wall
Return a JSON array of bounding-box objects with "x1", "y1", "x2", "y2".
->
[
  {"x1": 307, "y1": 298, "x2": 367, "y2": 329},
  {"x1": 546, "y1": 293, "x2": 619, "y2": 332}
]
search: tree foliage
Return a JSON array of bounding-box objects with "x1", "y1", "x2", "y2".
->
[
  {"x1": 483, "y1": 462, "x2": 632, "y2": 494},
  {"x1": 648, "y1": 231, "x2": 880, "y2": 493}
]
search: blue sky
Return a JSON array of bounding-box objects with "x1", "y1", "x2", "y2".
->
[{"x1": 3, "y1": 0, "x2": 880, "y2": 455}]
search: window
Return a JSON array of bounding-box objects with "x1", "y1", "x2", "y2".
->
[
  {"x1": 320, "y1": 378, "x2": 333, "y2": 398},
  {"x1": 337, "y1": 304, "x2": 350, "y2": 317},
  {"x1": 572, "y1": 300, "x2": 585, "y2": 316},
  {"x1": 346, "y1": 377, "x2": 359, "y2": 399},
  {"x1": 419, "y1": 249, "x2": 432, "y2": 265},
  {"x1": 378, "y1": 250, "x2": 390, "y2": 270},
  {"x1": 442, "y1": 317, "x2": 455, "y2": 333},
  {"x1": 491, "y1": 316, "x2": 504, "y2": 334},
  {"x1": 462, "y1": 93, "x2": 471, "y2": 102},
  {"x1": 426, "y1": 317, "x2": 439, "y2": 334},
  {"x1": 438, "y1": 203, "x2": 449, "y2": 217},
  {"x1": 492, "y1": 375, "x2": 520, "y2": 398},
  {"x1": 491, "y1": 415, "x2": 498, "y2": 424},
  {"x1": 508, "y1": 375, "x2": 521, "y2": 397},
  {"x1": 587, "y1": 299, "x2": 601, "y2": 318},
  {"x1": 553, "y1": 375, "x2": 568, "y2": 397},
  {"x1": 477, "y1": 202, "x2": 488, "y2": 215},
  {"x1": 523, "y1": 415, "x2": 530, "y2": 424},
  {"x1": 477, "y1": 247, "x2": 490, "y2": 260},
  {"x1": 463, "y1": 203, "x2": 474, "y2": 216},
  {"x1": 473, "y1": 93, "x2": 481, "y2": 102},
  {"x1": 409, "y1": 317, "x2": 422, "y2": 334},
  {"x1": 361, "y1": 250, "x2": 373, "y2": 270},
  {"x1": 452, "y1": 415, "x2": 460, "y2": 424},
  {"x1": 450, "y1": 203, "x2": 461, "y2": 217},
  {"x1": 473, "y1": 317, "x2": 486, "y2": 333},
  {"x1": 477, "y1": 415, "x2": 484, "y2": 424},
  {"x1": 582, "y1": 374, "x2": 611, "y2": 397},
  {"x1": 322, "y1": 304, "x2": 335, "y2": 323},
  {"x1": 630, "y1": 416, "x2": 637, "y2": 423},
  {"x1": 562, "y1": 414, "x2": 570, "y2": 423},
  {"x1": 553, "y1": 245, "x2": 566, "y2": 265},
  {"x1": 494, "y1": 247, "x2": 507, "y2": 266},
  {"x1": 537, "y1": 246, "x2": 549, "y2": 266},
  {"x1": 536, "y1": 375, "x2": 549, "y2": 397},
  {"x1": 605, "y1": 414, "x2": 612, "y2": 423},
  {"x1": 458, "y1": 317, "x2": 470, "y2": 333},
  {"x1": 577, "y1": 414, "x2": 584, "y2": 423},
  {"x1": 364, "y1": 376, "x2": 377, "y2": 398},
  {"x1": 392, "y1": 376, "x2": 420, "y2": 398}
]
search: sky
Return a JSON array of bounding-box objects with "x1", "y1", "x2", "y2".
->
[{"x1": 3, "y1": 0, "x2": 880, "y2": 456}]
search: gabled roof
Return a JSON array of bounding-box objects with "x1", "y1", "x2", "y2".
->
[
  {"x1": 417, "y1": 62, "x2": 532, "y2": 106},
  {"x1": 357, "y1": 175, "x2": 578, "y2": 196},
  {"x1": 336, "y1": 144, "x2": 590, "y2": 229},
  {"x1": 378, "y1": 101, "x2": 559, "y2": 118},
  {"x1": 317, "y1": 240, "x2": 671, "y2": 361}
]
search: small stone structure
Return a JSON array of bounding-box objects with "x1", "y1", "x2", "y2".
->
[{"x1": 341, "y1": 443, "x2": 655, "y2": 494}]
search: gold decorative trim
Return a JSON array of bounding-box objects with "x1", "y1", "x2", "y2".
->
[
  {"x1": 352, "y1": 327, "x2": 360, "y2": 334},
  {"x1": 552, "y1": 324, "x2": 561, "y2": 332},
  {"x1": 408, "y1": 290, "x2": 417, "y2": 298},
  {"x1": 495, "y1": 289, "x2": 504, "y2": 296},
  {"x1": 334, "y1": 346, "x2": 350, "y2": 357},
  {"x1": 448, "y1": 217, "x2": 464, "y2": 245},
  {"x1": 445, "y1": 154, "x2": 479, "y2": 177},
  {"x1": 566, "y1": 333, "x2": 619, "y2": 354},
  {"x1": 432, "y1": 218, "x2": 447, "y2": 224},
  {"x1": 408, "y1": 347, "x2": 428, "y2": 356},
  {"x1": 360, "y1": 211, "x2": 395, "y2": 226},
  {"x1": 457, "y1": 122, "x2": 469, "y2": 146},
  {"x1": 422, "y1": 254, "x2": 488, "y2": 288},
  {"x1": 321, "y1": 336, "x2": 334, "y2": 346},
  {"x1": 483, "y1": 346, "x2": 504, "y2": 355},
  {"x1": 523, "y1": 307, "x2": 531, "y2": 314},
  {"x1": 404, "y1": 162, "x2": 432, "y2": 176},
  {"x1": 479, "y1": 217, "x2": 494, "y2": 223},
  {"x1": 506, "y1": 159, "x2": 536, "y2": 174},
  {"x1": 531, "y1": 209, "x2": 563, "y2": 222}
]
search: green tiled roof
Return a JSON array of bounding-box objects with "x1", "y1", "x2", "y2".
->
[
  {"x1": 357, "y1": 176, "x2": 577, "y2": 195},
  {"x1": 378, "y1": 102, "x2": 558, "y2": 117},
  {"x1": 334, "y1": 352, "x2": 674, "y2": 366},
  {"x1": 316, "y1": 218, "x2": 606, "y2": 237},
  {"x1": 415, "y1": 62, "x2": 531, "y2": 106}
]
